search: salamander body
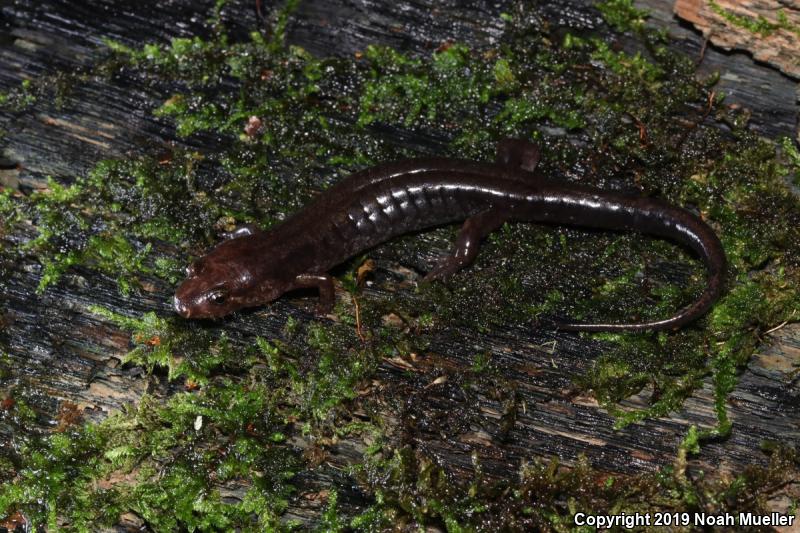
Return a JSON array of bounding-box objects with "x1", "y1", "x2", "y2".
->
[{"x1": 174, "y1": 140, "x2": 726, "y2": 331}]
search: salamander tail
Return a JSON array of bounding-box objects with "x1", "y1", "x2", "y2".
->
[{"x1": 555, "y1": 242, "x2": 726, "y2": 333}]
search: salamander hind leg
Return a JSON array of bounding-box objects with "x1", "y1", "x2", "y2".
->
[
  {"x1": 424, "y1": 209, "x2": 508, "y2": 282},
  {"x1": 496, "y1": 139, "x2": 540, "y2": 173},
  {"x1": 294, "y1": 273, "x2": 336, "y2": 314}
]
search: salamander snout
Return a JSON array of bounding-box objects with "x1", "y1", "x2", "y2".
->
[{"x1": 173, "y1": 295, "x2": 190, "y2": 318}]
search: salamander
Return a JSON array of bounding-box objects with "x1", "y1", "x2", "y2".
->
[{"x1": 173, "y1": 139, "x2": 727, "y2": 331}]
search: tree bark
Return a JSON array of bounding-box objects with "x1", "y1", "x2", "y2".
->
[{"x1": 674, "y1": 0, "x2": 800, "y2": 80}]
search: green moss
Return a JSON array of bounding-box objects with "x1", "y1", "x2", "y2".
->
[
  {"x1": 40, "y1": 235, "x2": 151, "y2": 295},
  {"x1": 5, "y1": 397, "x2": 38, "y2": 425},
  {"x1": 88, "y1": 306, "x2": 182, "y2": 376},
  {"x1": 0, "y1": 189, "x2": 20, "y2": 232},
  {"x1": 492, "y1": 58, "x2": 516, "y2": 90},
  {"x1": 255, "y1": 321, "x2": 388, "y2": 426},
  {"x1": 357, "y1": 43, "x2": 493, "y2": 129},
  {"x1": 781, "y1": 136, "x2": 800, "y2": 186},
  {"x1": 0, "y1": 72, "x2": 84, "y2": 112},
  {"x1": 0, "y1": 303, "x2": 384, "y2": 529},
  {"x1": 87, "y1": 305, "x2": 261, "y2": 384},
  {"x1": 7, "y1": 152, "x2": 233, "y2": 295},
  {"x1": 596, "y1": 0, "x2": 648, "y2": 33},
  {"x1": 0, "y1": 353, "x2": 11, "y2": 381},
  {"x1": 316, "y1": 491, "x2": 346, "y2": 533},
  {"x1": 352, "y1": 443, "x2": 800, "y2": 530},
  {"x1": 591, "y1": 40, "x2": 663, "y2": 83},
  {"x1": 0, "y1": 79, "x2": 38, "y2": 111},
  {"x1": 470, "y1": 352, "x2": 492, "y2": 374},
  {"x1": 709, "y1": 0, "x2": 800, "y2": 37},
  {"x1": 0, "y1": 382, "x2": 299, "y2": 530}
]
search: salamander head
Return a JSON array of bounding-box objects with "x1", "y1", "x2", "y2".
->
[{"x1": 173, "y1": 238, "x2": 285, "y2": 319}]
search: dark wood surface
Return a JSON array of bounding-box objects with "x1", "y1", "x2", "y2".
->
[{"x1": 1, "y1": 0, "x2": 799, "y2": 527}]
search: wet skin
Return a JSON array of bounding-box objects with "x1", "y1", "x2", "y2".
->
[{"x1": 174, "y1": 139, "x2": 726, "y2": 331}]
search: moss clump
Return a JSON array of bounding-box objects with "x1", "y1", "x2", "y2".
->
[
  {"x1": 0, "y1": 79, "x2": 38, "y2": 111},
  {"x1": 352, "y1": 443, "x2": 800, "y2": 530},
  {"x1": 596, "y1": 0, "x2": 649, "y2": 33},
  {"x1": 780, "y1": 136, "x2": 800, "y2": 186},
  {"x1": 0, "y1": 300, "x2": 404, "y2": 529},
  {"x1": 2, "y1": 153, "x2": 222, "y2": 295},
  {"x1": 0, "y1": 385, "x2": 299, "y2": 531},
  {"x1": 87, "y1": 306, "x2": 230, "y2": 382},
  {"x1": 709, "y1": 0, "x2": 800, "y2": 38}
]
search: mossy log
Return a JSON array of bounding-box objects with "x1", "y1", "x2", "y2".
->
[
  {"x1": 1, "y1": 0, "x2": 799, "y2": 528},
  {"x1": 638, "y1": 0, "x2": 798, "y2": 142}
]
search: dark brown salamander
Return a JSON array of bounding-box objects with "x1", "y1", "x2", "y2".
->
[{"x1": 174, "y1": 140, "x2": 727, "y2": 331}]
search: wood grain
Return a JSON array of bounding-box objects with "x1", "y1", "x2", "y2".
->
[{"x1": 674, "y1": 0, "x2": 800, "y2": 79}]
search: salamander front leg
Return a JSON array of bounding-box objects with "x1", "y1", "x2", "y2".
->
[
  {"x1": 221, "y1": 223, "x2": 263, "y2": 240},
  {"x1": 424, "y1": 209, "x2": 508, "y2": 282},
  {"x1": 294, "y1": 273, "x2": 336, "y2": 314}
]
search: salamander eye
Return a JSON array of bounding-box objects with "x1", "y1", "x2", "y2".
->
[{"x1": 208, "y1": 288, "x2": 228, "y2": 305}]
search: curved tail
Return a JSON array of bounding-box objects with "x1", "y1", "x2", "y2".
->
[{"x1": 549, "y1": 198, "x2": 727, "y2": 332}]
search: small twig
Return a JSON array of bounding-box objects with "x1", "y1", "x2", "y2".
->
[
  {"x1": 764, "y1": 320, "x2": 789, "y2": 335},
  {"x1": 352, "y1": 293, "x2": 366, "y2": 343},
  {"x1": 629, "y1": 113, "x2": 648, "y2": 145},
  {"x1": 697, "y1": 36, "x2": 709, "y2": 66},
  {"x1": 705, "y1": 90, "x2": 715, "y2": 116},
  {"x1": 255, "y1": 0, "x2": 265, "y2": 23},
  {"x1": 350, "y1": 259, "x2": 375, "y2": 343}
]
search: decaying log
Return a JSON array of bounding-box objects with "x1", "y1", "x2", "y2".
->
[
  {"x1": 1, "y1": 0, "x2": 800, "y2": 528},
  {"x1": 674, "y1": 0, "x2": 800, "y2": 79},
  {"x1": 637, "y1": 0, "x2": 799, "y2": 143}
]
